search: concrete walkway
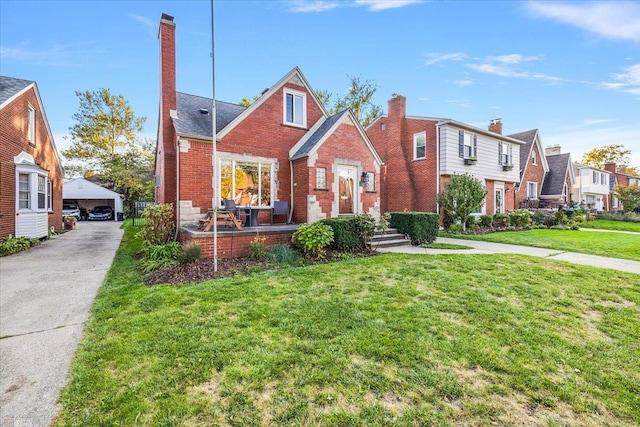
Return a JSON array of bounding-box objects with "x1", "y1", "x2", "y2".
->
[
  {"x1": 378, "y1": 237, "x2": 640, "y2": 275},
  {"x1": 0, "y1": 221, "x2": 124, "y2": 427}
]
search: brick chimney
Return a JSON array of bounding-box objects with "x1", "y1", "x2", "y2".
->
[
  {"x1": 545, "y1": 145, "x2": 561, "y2": 156},
  {"x1": 604, "y1": 163, "x2": 616, "y2": 173},
  {"x1": 617, "y1": 165, "x2": 627, "y2": 174},
  {"x1": 488, "y1": 118, "x2": 502, "y2": 135},
  {"x1": 158, "y1": 13, "x2": 177, "y2": 205}
]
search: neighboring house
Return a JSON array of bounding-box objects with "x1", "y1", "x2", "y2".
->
[
  {"x1": 540, "y1": 145, "x2": 575, "y2": 208},
  {"x1": 365, "y1": 94, "x2": 524, "y2": 216},
  {"x1": 604, "y1": 163, "x2": 640, "y2": 211},
  {"x1": 0, "y1": 76, "x2": 64, "y2": 239},
  {"x1": 63, "y1": 178, "x2": 125, "y2": 220},
  {"x1": 155, "y1": 14, "x2": 382, "y2": 257},
  {"x1": 507, "y1": 129, "x2": 549, "y2": 208},
  {"x1": 573, "y1": 163, "x2": 610, "y2": 211}
]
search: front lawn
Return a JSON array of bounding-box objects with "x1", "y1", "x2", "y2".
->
[
  {"x1": 579, "y1": 219, "x2": 640, "y2": 233},
  {"x1": 55, "y1": 225, "x2": 640, "y2": 426},
  {"x1": 443, "y1": 229, "x2": 640, "y2": 261}
]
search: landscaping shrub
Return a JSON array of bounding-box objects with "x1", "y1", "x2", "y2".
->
[
  {"x1": 248, "y1": 235, "x2": 267, "y2": 260},
  {"x1": 573, "y1": 214, "x2": 585, "y2": 223},
  {"x1": 0, "y1": 236, "x2": 41, "y2": 257},
  {"x1": 292, "y1": 222, "x2": 334, "y2": 259},
  {"x1": 598, "y1": 212, "x2": 640, "y2": 223},
  {"x1": 544, "y1": 215, "x2": 559, "y2": 228},
  {"x1": 389, "y1": 212, "x2": 439, "y2": 244},
  {"x1": 140, "y1": 242, "x2": 182, "y2": 273},
  {"x1": 321, "y1": 213, "x2": 376, "y2": 252},
  {"x1": 178, "y1": 242, "x2": 201, "y2": 265},
  {"x1": 448, "y1": 223, "x2": 463, "y2": 233},
  {"x1": 531, "y1": 211, "x2": 547, "y2": 225},
  {"x1": 465, "y1": 215, "x2": 477, "y2": 230},
  {"x1": 493, "y1": 213, "x2": 509, "y2": 228},
  {"x1": 268, "y1": 243, "x2": 301, "y2": 265},
  {"x1": 136, "y1": 203, "x2": 175, "y2": 247},
  {"x1": 509, "y1": 209, "x2": 532, "y2": 227},
  {"x1": 443, "y1": 211, "x2": 455, "y2": 231},
  {"x1": 552, "y1": 209, "x2": 568, "y2": 225},
  {"x1": 479, "y1": 214, "x2": 493, "y2": 228}
]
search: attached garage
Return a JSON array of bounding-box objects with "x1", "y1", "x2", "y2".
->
[{"x1": 63, "y1": 178, "x2": 124, "y2": 220}]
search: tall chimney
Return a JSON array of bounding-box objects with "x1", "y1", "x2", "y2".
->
[
  {"x1": 158, "y1": 13, "x2": 177, "y2": 205},
  {"x1": 545, "y1": 145, "x2": 561, "y2": 156},
  {"x1": 604, "y1": 163, "x2": 616, "y2": 173},
  {"x1": 488, "y1": 118, "x2": 502, "y2": 135}
]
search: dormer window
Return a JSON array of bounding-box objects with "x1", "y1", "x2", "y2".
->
[
  {"x1": 284, "y1": 89, "x2": 306, "y2": 127},
  {"x1": 28, "y1": 104, "x2": 35, "y2": 144}
]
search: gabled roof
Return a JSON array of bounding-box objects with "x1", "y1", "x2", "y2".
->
[
  {"x1": 216, "y1": 67, "x2": 328, "y2": 140},
  {"x1": 172, "y1": 92, "x2": 246, "y2": 139},
  {"x1": 0, "y1": 76, "x2": 34, "y2": 108},
  {"x1": 507, "y1": 129, "x2": 550, "y2": 178},
  {"x1": 437, "y1": 119, "x2": 526, "y2": 145},
  {"x1": 541, "y1": 153, "x2": 574, "y2": 196},
  {"x1": 290, "y1": 109, "x2": 383, "y2": 165}
]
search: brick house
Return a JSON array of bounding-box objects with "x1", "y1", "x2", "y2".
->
[
  {"x1": 0, "y1": 76, "x2": 64, "y2": 239},
  {"x1": 541, "y1": 145, "x2": 575, "y2": 208},
  {"x1": 155, "y1": 14, "x2": 382, "y2": 257},
  {"x1": 507, "y1": 129, "x2": 549, "y2": 208},
  {"x1": 366, "y1": 94, "x2": 524, "y2": 217},
  {"x1": 604, "y1": 163, "x2": 640, "y2": 211}
]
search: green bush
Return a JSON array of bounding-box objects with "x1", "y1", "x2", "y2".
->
[
  {"x1": 573, "y1": 214, "x2": 585, "y2": 223},
  {"x1": 479, "y1": 214, "x2": 493, "y2": 227},
  {"x1": 389, "y1": 212, "x2": 439, "y2": 244},
  {"x1": 140, "y1": 241, "x2": 182, "y2": 273},
  {"x1": 292, "y1": 222, "x2": 334, "y2": 259},
  {"x1": 465, "y1": 215, "x2": 477, "y2": 230},
  {"x1": 136, "y1": 203, "x2": 175, "y2": 248},
  {"x1": 597, "y1": 212, "x2": 640, "y2": 223},
  {"x1": 0, "y1": 236, "x2": 41, "y2": 257},
  {"x1": 493, "y1": 213, "x2": 509, "y2": 228},
  {"x1": 178, "y1": 242, "x2": 201, "y2": 265},
  {"x1": 552, "y1": 209, "x2": 568, "y2": 225},
  {"x1": 248, "y1": 235, "x2": 267, "y2": 260},
  {"x1": 268, "y1": 243, "x2": 301, "y2": 265},
  {"x1": 509, "y1": 209, "x2": 532, "y2": 227},
  {"x1": 448, "y1": 223, "x2": 463, "y2": 233},
  {"x1": 321, "y1": 213, "x2": 376, "y2": 252}
]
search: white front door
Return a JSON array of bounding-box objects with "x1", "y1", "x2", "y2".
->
[
  {"x1": 495, "y1": 188, "x2": 504, "y2": 214},
  {"x1": 338, "y1": 165, "x2": 357, "y2": 215}
]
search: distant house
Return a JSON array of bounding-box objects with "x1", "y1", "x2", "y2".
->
[
  {"x1": 604, "y1": 163, "x2": 640, "y2": 211},
  {"x1": 155, "y1": 14, "x2": 382, "y2": 258},
  {"x1": 573, "y1": 163, "x2": 610, "y2": 211},
  {"x1": 0, "y1": 76, "x2": 64, "y2": 239},
  {"x1": 507, "y1": 129, "x2": 549, "y2": 209},
  {"x1": 541, "y1": 145, "x2": 575, "y2": 208},
  {"x1": 366, "y1": 94, "x2": 524, "y2": 216},
  {"x1": 63, "y1": 178, "x2": 124, "y2": 220}
]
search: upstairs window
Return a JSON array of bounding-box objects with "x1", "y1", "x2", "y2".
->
[
  {"x1": 458, "y1": 131, "x2": 477, "y2": 159},
  {"x1": 413, "y1": 132, "x2": 426, "y2": 160},
  {"x1": 284, "y1": 89, "x2": 306, "y2": 127},
  {"x1": 601, "y1": 173, "x2": 606, "y2": 185},
  {"x1": 592, "y1": 171, "x2": 598, "y2": 184},
  {"x1": 532, "y1": 150, "x2": 537, "y2": 165},
  {"x1": 28, "y1": 104, "x2": 36, "y2": 144},
  {"x1": 498, "y1": 141, "x2": 512, "y2": 165}
]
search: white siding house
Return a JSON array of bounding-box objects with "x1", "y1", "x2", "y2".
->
[{"x1": 573, "y1": 163, "x2": 610, "y2": 211}]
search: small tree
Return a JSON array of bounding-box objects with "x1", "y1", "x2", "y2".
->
[
  {"x1": 614, "y1": 184, "x2": 640, "y2": 213},
  {"x1": 436, "y1": 174, "x2": 487, "y2": 232}
]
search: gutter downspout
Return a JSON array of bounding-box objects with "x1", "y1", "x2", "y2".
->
[
  {"x1": 435, "y1": 122, "x2": 440, "y2": 214},
  {"x1": 289, "y1": 160, "x2": 294, "y2": 224},
  {"x1": 176, "y1": 138, "x2": 180, "y2": 239}
]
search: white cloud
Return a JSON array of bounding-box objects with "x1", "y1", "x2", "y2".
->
[
  {"x1": 602, "y1": 63, "x2": 640, "y2": 95},
  {"x1": 468, "y1": 63, "x2": 529, "y2": 78},
  {"x1": 454, "y1": 79, "x2": 473, "y2": 87},
  {"x1": 446, "y1": 99, "x2": 471, "y2": 108},
  {"x1": 418, "y1": 97, "x2": 431, "y2": 101},
  {"x1": 487, "y1": 54, "x2": 539, "y2": 64},
  {"x1": 129, "y1": 14, "x2": 156, "y2": 38},
  {"x1": 0, "y1": 42, "x2": 104, "y2": 66},
  {"x1": 526, "y1": 1, "x2": 640, "y2": 42},
  {"x1": 423, "y1": 52, "x2": 467, "y2": 66},
  {"x1": 582, "y1": 119, "x2": 616, "y2": 126},
  {"x1": 287, "y1": 0, "x2": 421, "y2": 12}
]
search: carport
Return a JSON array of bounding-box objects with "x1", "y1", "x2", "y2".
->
[{"x1": 63, "y1": 178, "x2": 124, "y2": 220}]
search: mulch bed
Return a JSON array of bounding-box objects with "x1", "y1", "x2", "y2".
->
[{"x1": 144, "y1": 250, "x2": 379, "y2": 287}]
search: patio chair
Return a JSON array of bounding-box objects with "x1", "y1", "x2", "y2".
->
[
  {"x1": 271, "y1": 200, "x2": 289, "y2": 224},
  {"x1": 222, "y1": 200, "x2": 249, "y2": 227}
]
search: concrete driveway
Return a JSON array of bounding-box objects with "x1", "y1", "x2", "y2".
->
[{"x1": 0, "y1": 220, "x2": 124, "y2": 427}]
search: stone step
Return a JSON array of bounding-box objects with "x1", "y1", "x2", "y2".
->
[
  {"x1": 374, "y1": 227, "x2": 398, "y2": 235},
  {"x1": 370, "y1": 232, "x2": 406, "y2": 242},
  {"x1": 371, "y1": 238, "x2": 413, "y2": 249}
]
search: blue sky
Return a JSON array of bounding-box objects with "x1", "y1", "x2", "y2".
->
[{"x1": 2, "y1": 0, "x2": 639, "y2": 167}]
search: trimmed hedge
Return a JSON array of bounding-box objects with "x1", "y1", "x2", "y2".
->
[
  {"x1": 320, "y1": 217, "x2": 364, "y2": 251},
  {"x1": 389, "y1": 212, "x2": 439, "y2": 245}
]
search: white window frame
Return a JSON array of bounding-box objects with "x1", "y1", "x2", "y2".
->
[
  {"x1": 316, "y1": 167, "x2": 327, "y2": 190},
  {"x1": 18, "y1": 173, "x2": 30, "y2": 209},
  {"x1": 28, "y1": 104, "x2": 36, "y2": 144},
  {"x1": 527, "y1": 181, "x2": 538, "y2": 200},
  {"x1": 600, "y1": 173, "x2": 606, "y2": 185},
  {"x1": 37, "y1": 175, "x2": 46, "y2": 209},
  {"x1": 459, "y1": 131, "x2": 477, "y2": 159},
  {"x1": 365, "y1": 172, "x2": 375, "y2": 192},
  {"x1": 592, "y1": 171, "x2": 598, "y2": 184},
  {"x1": 499, "y1": 141, "x2": 512, "y2": 165},
  {"x1": 532, "y1": 150, "x2": 537, "y2": 165},
  {"x1": 217, "y1": 153, "x2": 276, "y2": 208},
  {"x1": 413, "y1": 132, "x2": 426, "y2": 160},
  {"x1": 47, "y1": 179, "x2": 53, "y2": 210},
  {"x1": 283, "y1": 89, "x2": 306, "y2": 128}
]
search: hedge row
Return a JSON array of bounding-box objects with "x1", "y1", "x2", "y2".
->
[{"x1": 389, "y1": 212, "x2": 439, "y2": 245}]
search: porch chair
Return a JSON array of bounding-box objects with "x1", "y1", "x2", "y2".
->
[
  {"x1": 222, "y1": 199, "x2": 249, "y2": 228},
  {"x1": 271, "y1": 200, "x2": 289, "y2": 224}
]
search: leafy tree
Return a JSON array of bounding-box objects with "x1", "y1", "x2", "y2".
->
[
  {"x1": 581, "y1": 144, "x2": 631, "y2": 169},
  {"x1": 316, "y1": 75, "x2": 383, "y2": 128},
  {"x1": 614, "y1": 184, "x2": 640, "y2": 213},
  {"x1": 239, "y1": 95, "x2": 259, "y2": 107},
  {"x1": 63, "y1": 89, "x2": 153, "y2": 206},
  {"x1": 436, "y1": 174, "x2": 488, "y2": 232}
]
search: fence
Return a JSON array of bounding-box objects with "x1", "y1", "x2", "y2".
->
[{"x1": 131, "y1": 201, "x2": 155, "y2": 226}]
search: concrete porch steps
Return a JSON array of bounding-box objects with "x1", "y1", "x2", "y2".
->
[{"x1": 370, "y1": 228, "x2": 412, "y2": 249}]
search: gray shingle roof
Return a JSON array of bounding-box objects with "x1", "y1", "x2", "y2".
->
[
  {"x1": 507, "y1": 129, "x2": 537, "y2": 178},
  {"x1": 0, "y1": 76, "x2": 34, "y2": 106},
  {"x1": 172, "y1": 92, "x2": 246, "y2": 137},
  {"x1": 292, "y1": 110, "x2": 348, "y2": 159},
  {"x1": 541, "y1": 153, "x2": 571, "y2": 196}
]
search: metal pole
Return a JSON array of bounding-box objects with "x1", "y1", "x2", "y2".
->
[{"x1": 211, "y1": 0, "x2": 218, "y2": 271}]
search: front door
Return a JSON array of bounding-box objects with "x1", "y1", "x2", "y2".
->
[
  {"x1": 338, "y1": 165, "x2": 357, "y2": 215},
  {"x1": 495, "y1": 189, "x2": 504, "y2": 214}
]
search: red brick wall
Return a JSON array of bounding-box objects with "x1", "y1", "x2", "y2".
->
[
  {"x1": 179, "y1": 140, "x2": 213, "y2": 213},
  {"x1": 179, "y1": 230, "x2": 294, "y2": 259},
  {"x1": 485, "y1": 180, "x2": 495, "y2": 214},
  {"x1": 404, "y1": 118, "x2": 438, "y2": 212},
  {"x1": 292, "y1": 158, "x2": 309, "y2": 223},
  {"x1": 515, "y1": 141, "x2": 545, "y2": 208},
  {"x1": 366, "y1": 118, "x2": 389, "y2": 213},
  {"x1": 0, "y1": 86, "x2": 63, "y2": 239}
]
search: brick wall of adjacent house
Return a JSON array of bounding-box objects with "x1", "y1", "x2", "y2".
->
[
  {"x1": 179, "y1": 230, "x2": 294, "y2": 259},
  {"x1": 365, "y1": 118, "x2": 389, "y2": 213},
  {"x1": 515, "y1": 142, "x2": 545, "y2": 208},
  {"x1": 292, "y1": 157, "x2": 310, "y2": 223},
  {"x1": 485, "y1": 180, "x2": 495, "y2": 214},
  {"x1": 0, "y1": 86, "x2": 63, "y2": 239},
  {"x1": 404, "y1": 118, "x2": 438, "y2": 212}
]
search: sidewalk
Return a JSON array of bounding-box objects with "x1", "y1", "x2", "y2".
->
[{"x1": 378, "y1": 237, "x2": 640, "y2": 275}]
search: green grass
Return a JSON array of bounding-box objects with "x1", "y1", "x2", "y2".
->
[
  {"x1": 579, "y1": 219, "x2": 640, "y2": 233},
  {"x1": 55, "y1": 225, "x2": 640, "y2": 426},
  {"x1": 420, "y1": 242, "x2": 473, "y2": 250},
  {"x1": 443, "y1": 229, "x2": 640, "y2": 261}
]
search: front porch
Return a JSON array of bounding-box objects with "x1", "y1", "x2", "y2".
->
[{"x1": 178, "y1": 223, "x2": 299, "y2": 259}]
